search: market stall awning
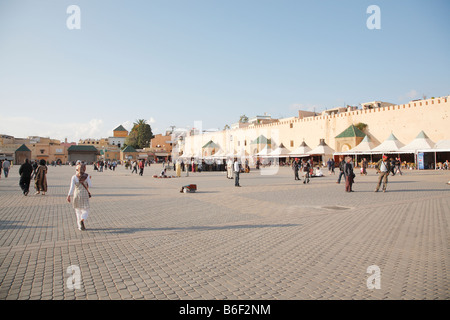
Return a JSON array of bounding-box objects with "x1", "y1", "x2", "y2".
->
[
  {"x1": 400, "y1": 131, "x2": 435, "y2": 153},
  {"x1": 334, "y1": 135, "x2": 379, "y2": 155},
  {"x1": 370, "y1": 133, "x2": 406, "y2": 154},
  {"x1": 267, "y1": 143, "x2": 291, "y2": 157},
  {"x1": 418, "y1": 139, "x2": 450, "y2": 153},
  {"x1": 289, "y1": 141, "x2": 311, "y2": 157},
  {"x1": 307, "y1": 139, "x2": 335, "y2": 155}
]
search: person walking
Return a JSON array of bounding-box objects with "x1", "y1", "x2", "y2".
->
[
  {"x1": 185, "y1": 160, "x2": 189, "y2": 177},
  {"x1": 336, "y1": 156, "x2": 345, "y2": 184},
  {"x1": 233, "y1": 158, "x2": 241, "y2": 187},
  {"x1": 344, "y1": 157, "x2": 354, "y2": 192},
  {"x1": 2, "y1": 159, "x2": 11, "y2": 178},
  {"x1": 175, "y1": 159, "x2": 181, "y2": 177},
  {"x1": 293, "y1": 159, "x2": 300, "y2": 181},
  {"x1": 19, "y1": 159, "x2": 33, "y2": 196},
  {"x1": 361, "y1": 158, "x2": 368, "y2": 175},
  {"x1": 131, "y1": 160, "x2": 138, "y2": 174},
  {"x1": 67, "y1": 163, "x2": 92, "y2": 231},
  {"x1": 139, "y1": 159, "x2": 145, "y2": 176},
  {"x1": 34, "y1": 159, "x2": 48, "y2": 195},
  {"x1": 302, "y1": 158, "x2": 310, "y2": 184},
  {"x1": 375, "y1": 155, "x2": 391, "y2": 192},
  {"x1": 226, "y1": 158, "x2": 233, "y2": 179},
  {"x1": 389, "y1": 158, "x2": 396, "y2": 176},
  {"x1": 394, "y1": 157, "x2": 403, "y2": 175},
  {"x1": 327, "y1": 158, "x2": 333, "y2": 175}
]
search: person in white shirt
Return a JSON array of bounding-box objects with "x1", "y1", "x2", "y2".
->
[
  {"x1": 2, "y1": 159, "x2": 11, "y2": 178},
  {"x1": 226, "y1": 158, "x2": 233, "y2": 179},
  {"x1": 233, "y1": 159, "x2": 241, "y2": 187},
  {"x1": 67, "y1": 163, "x2": 92, "y2": 231},
  {"x1": 375, "y1": 155, "x2": 391, "y2": 192}
]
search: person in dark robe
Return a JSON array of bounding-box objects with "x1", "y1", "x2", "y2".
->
[
  {"x1": 19, "y1": 159, "x2": 33, "y2": 196},
  {"x1": 344, "y1": 157, "x2": 354, "y2": 192},
  {"x1": 34, "y1": 159, "x2": 48, "y2": 195}
]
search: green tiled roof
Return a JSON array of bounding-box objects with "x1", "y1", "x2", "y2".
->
[
  {"x1": 122, "y1": 145, "x2": 137, "y2": 153},
  {"x1": 335, "y1": 125, "x2": 366, "y2": 138},
  {"x1": 113, "y1": 125, "x2": 128, "y2": 132},
  {"x1": 16, "y1": 144, "x2": 31, "y2": 152},
  {"x1": 68, "y1": 145, "x2": 98, "y2": 152},
  {"x1": 202, "y1": 140, "x2": 220, "y2": 148},
  {"x1": 251, "y1": 135, "x2": 271, "y2": 145}
]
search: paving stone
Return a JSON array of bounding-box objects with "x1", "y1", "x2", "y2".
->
[{"x1": 0, "y1": 165, "x2": 449, "y2": 300}]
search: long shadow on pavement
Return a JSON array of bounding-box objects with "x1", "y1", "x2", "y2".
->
[{"x1": 86, "y1": 223, "x2": 300, "y2": 234}]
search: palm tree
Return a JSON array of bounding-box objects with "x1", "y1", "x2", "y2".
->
[{"x1": 132, "y1": 119, "x2": 147, "y2": 131}]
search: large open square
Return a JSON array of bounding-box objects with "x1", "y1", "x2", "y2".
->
[{"x1": 1, "y1": 164, "x2": 449, "y2": 300}]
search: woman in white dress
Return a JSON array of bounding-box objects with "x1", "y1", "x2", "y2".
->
[{"x1": 67, "y1": 163, "x2": 92, "y2": 231}]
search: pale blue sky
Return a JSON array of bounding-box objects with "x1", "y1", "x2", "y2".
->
[{"x1": 0, "y1": 0, "x2": 449, "y2": 141}]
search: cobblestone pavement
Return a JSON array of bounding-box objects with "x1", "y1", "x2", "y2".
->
[{"x1": 1, "y1": 164, "x2": 449, "y2": 300}]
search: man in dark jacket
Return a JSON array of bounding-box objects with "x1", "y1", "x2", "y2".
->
[
  {"x1": 343, "y1": 157, "x2": 354, "y2": 192},
  {"x1": 336, "y1": 156, "x2": 346, "y2": 184},
  {"x1": 293, "y1": 159, "x2": 300, "y2": 181},
  {"x1": 19, "y1": 159, "x2": 33, "y2": 196}
]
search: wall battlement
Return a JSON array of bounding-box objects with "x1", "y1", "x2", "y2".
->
[{"x1": 181, "y1": 96, "x2": 449, "y2": 155}]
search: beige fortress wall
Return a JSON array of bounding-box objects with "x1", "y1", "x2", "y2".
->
[{"x1": 181, "y1": 97, "x2": 449, "y2": 156}]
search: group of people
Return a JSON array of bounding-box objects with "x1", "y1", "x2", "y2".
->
[
  {"x1": 93, "y1": 160, "x2": 117, "y2": 172},
  {"x1": 129, "y1": 160, "x2": 146, "y2": 176},
  {"x1": 14, "y1": 159, "x2": 48, "y2": 196},
  {"x1": 292, "y1": 158, "x2": 318, "y2": 184},
  {"x1": 335, "y1": 155, "x2": 403, "y2": 193}
]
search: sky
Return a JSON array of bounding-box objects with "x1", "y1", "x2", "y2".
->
[{"x1": 0, "y1": 0, "x2": 449, "y2": 142}]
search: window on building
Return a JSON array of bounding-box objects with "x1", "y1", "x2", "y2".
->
[
  {"x1": 290, "y1": 140, "x2": 294, "y2": 147},
  {"x1": 290, "y1": 123, "x2": 293, "y2": 128}
]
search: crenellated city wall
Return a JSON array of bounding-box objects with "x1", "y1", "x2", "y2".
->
[{"x1": 181, "y1": 97, "x2": 450, "y2": 155}]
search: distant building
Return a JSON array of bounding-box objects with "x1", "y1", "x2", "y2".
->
[
  {"x1": 334, "y1": 125, "x2": 367, "y2": 152},
  {"x1": 67, "y1": 145, "x2": 99, "y2": 164},
  {"x1": 361, "y1": 101, "x2": 395, "y2": 109},
  {"x1": 121, "y1": 145, "x2": 138, "y2": 161},
  {"x1": 231, "y1": 113, "x2": 278, "y2": 129},
  {"x1": 109, "y1": 125, "x2": 129, "y2": 148},
  {"x1": 15, "y1": 144, "x2": 32, "y2": 165}
]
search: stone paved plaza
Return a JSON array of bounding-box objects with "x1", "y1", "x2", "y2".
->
[{"x1": 0, "y1": 164, "x2": 449, "y2": 300}]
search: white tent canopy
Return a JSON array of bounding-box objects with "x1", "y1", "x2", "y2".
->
[
  {"x1": 400, "y1": 131, "x2": 435, "y2": 153},
  {"x1": 308, "y1": 139, "x2": 335, "y2": 155},
  {"x1": 349, "y1": 135, "x2": 376, "y2": 153},
  {"x1": 267, "y1": 143, "x2": 291, "y2": 158},
  {"x1": 290, "y1": 141, "x2": 311, "y2": 157},
  {"x1": 212, "y1": 149, "x2": 226, "y2": 158},
  {"x1": 256, "y1": 146, "x2": 272, "y2": 157},
  {"x1": 235, "y1": 148, "x2": 250, "y2": 158},
  {"x1": 370, "y1": 133, "x2": 406, "y2": 154},
  {"x1": 225, "y1": 149, "x2": 237, "y2": 158},
  {"x1": 420, "y1": 139, "x2": 450, "y2": 153}
]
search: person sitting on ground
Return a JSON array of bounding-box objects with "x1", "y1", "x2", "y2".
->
[{"x1": 315, "y1": 166, "x2": 324, "y2": 177}]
